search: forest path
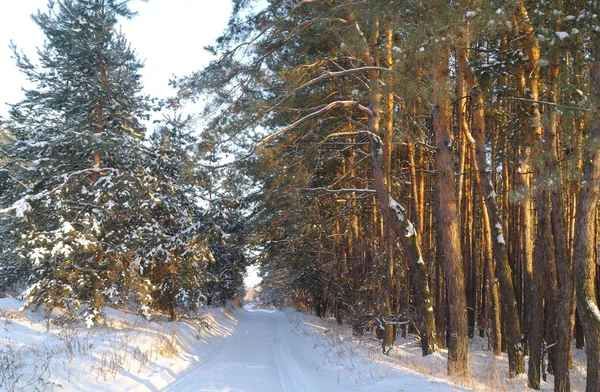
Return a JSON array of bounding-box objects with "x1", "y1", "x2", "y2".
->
[
  {"x1": 162, "y1": 307, "x2": 349, "y2": 392},
  {"x1": 161, "y1": 307, "x2": 468, "y2": 392}
]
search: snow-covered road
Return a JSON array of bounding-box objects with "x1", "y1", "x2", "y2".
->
[
  {"x1": 162, "y1": 308, "x2": 466, "y2": 392},
  {"x1": 164, "y1": 308, "x2": 342, "y2": 392},
  {"x1": 164, "y1": 309, "x2": 303, "y2": 392}
]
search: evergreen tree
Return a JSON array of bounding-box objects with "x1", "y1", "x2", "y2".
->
[
  {"x1": 0, "y1": 0, "x2": 155, "y2": 325},
  {"x1": 143, "y1": 113, "x2": 215, "y2": 320},
  {"x1": 0, "y1": 125, "x2": 25, "y2": 290}
]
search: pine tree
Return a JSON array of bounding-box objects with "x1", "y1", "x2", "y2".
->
[
  {"x1": 0, "y1": 125, "x2": 26, "y2": 290},
  {"x1": 0, "y1": 0, "x2": 155, "y2": 326},
  {"x1": 143, "y1": 113, "x2": 215, "y2": 320}
]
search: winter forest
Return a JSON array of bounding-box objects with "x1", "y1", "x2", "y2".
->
[{"x1": 2, "y1": 0, "x2": 600, "y2": 391}]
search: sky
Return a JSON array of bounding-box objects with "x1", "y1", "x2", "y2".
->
[{"x1": 0, "y1": 0, "x2": 232, "y2": 117}]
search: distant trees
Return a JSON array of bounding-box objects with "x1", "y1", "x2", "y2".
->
[{"x1": 176, "y1": 0, "x2": 600, "y2": 390}]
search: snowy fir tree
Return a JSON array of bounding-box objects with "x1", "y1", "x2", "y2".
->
[
  {"x1": 141, "y1": 113, "x2": 216, "y2": 320},
  {"x1": 0, "y1": 125, "x2": 27, "y2": 290},
  {"x1": 0, "y1": 0, "x2": 226, "y2": 325},
  {"x1": 0, "y1": 0, "x2": 153, "y2": 325},
  {"x1": 204, "y1": 197, "x2": 249, "y2": 307}
]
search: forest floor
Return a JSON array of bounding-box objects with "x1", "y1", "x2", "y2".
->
[
  {"x1": 293, "y1": 310, "x2": 588, "y2": 391},
  {"x1": 0, "y1": 298, "x2": 588, "y2": 391}
]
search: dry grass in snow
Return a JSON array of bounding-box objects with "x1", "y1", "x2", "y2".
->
[
  {"x1": 0, "y1": 298, "x2": 237, "y2": 391},
  {"x1": 284, "y1": 309, "x2": 588, "y2": 392}
]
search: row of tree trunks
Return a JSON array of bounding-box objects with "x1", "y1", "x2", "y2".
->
[
  {"x1": 457, "y1": 38, "x2": 525, "y2": 376},
  {"x1": 344, "y1": 10, "x2": 439, "y2": 356}
]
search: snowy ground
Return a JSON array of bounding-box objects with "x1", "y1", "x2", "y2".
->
[
  {"x1": 0, "y1": 298, "x2": 239, "y2": 391},
  {"x1": 0, "y1": 299, "x2": 588, "y2": 391},
  {"x1": 290, "y1": 310, "x2": 588, "y2": 392}
]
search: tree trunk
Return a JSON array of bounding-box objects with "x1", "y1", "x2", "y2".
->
[
  {"x1": 432, "y1": 47, "x2": 468, "y2": 377},
  {"x1": 482, "y1": 202, "x2": 502, "y2": 355},
  {"x1": 435, "y1": 217, "x2": 447, "y2": 349},
  {"x1": 573, "y1": 44, "x2": 600, "y2": 392},
  {"x1": 516, "y1": 8, "x2": 545, "y2": 385},
  {"x1": 529, "y1": 190, "x2": 551, "y2": 389},
  {"x1": 544, "y1": 59, "x2": 574, "y2": 392},
  {"x1": 380, "y1": 28, "x2": 396, "y2": 353},
  {"x1": 457, "y1": 42, "x2": 524, "y2": 376}
]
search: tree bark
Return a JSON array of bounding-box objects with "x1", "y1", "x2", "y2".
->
[
  {"x1": 432, "y1": 47, "x2": 468, "y2": 377},
  {"x1": 457, "y1": 41, "x2": 525, "y2": 376},
  {"x1": 529, "y1": 190, "x2": 551, "y2": 389},
  {"x1": 516, "y1": 6, "x2": 544, "y2": 384},
  {"x1": 544, "y1": 59, "x2": 575, "y2": 392},
  {"x1": 573, "y1": 44, "x2": 600, "y2": 392},
  {"x1": 381, "y1": 28, "x2": 396, "y2": 353}
]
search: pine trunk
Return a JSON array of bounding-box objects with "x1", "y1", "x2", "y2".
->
[
  {"x1": 432, "y1": 48, "x2": 468, "y2": 377},
  {"x1": 530, "y1": 190, "x2": 551, "y2": 389},
  {"x1": 573, "y1": 44, "x2": 600, "y2": 392},
  {"x1": 545, "y1": 60, "x2": 574, "y2": 392},
  {"x1": 457, "y1": 43, "x2": 524, "y2": 375}
]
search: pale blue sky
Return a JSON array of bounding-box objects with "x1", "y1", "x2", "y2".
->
[{"x1": 0, "y1": 0, "x2": 232, "y2": 117}]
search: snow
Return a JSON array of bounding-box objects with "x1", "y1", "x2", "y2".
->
[
  {"x1": 0, "y1": 298, "x2": 240, "y2": 391},
  {"x1": 586, "y1": 297, "x2": 600, "y2": 323},
  {"x1": 406, "y1": 220, "x2": 416, "y2": 237},
  {"x1": 62, "y1": 221, "x2": 75, "y2": 234},
  {"x1": 389, "y1": 196, "x2": 406, "y2": 221},
  {"x1": 0, "y1": 300, "x2": 472, "y2": 391},
  {"x1": 355, "y1": 22, "x2": 364, "y2": 37},
  {"x1": 0, "y1": 299, "x2": 591, "y2": 391},
  {"x1": 283, "y1": 310, "x2": 588, "y2": 392},
  {"x1": 0, "y1": 197, "x2": 31, "y2": 218},
  {"x1": 497, "y1": 234, "x2": 505, "y2": 244},
  {"x1": 556, "y1": 31, "x2": 569, "y2": 40},
  {"x1": 465, "y1": 11, "x2": 477, "y2": 18}
]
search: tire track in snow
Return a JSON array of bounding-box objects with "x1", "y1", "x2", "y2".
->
[
  {"x1": 272, "y1": 312, "x2": 309, "y2": 392},
  {"x1": 161, "y1": 311, "x2": 245, "y2": 392}
]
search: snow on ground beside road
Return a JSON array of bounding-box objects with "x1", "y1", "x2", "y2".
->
[
  {"x1": 277, "y1": 309, "x2": 468, "y2": 392},
  {"x1": 288, "y1": 309, "x2": 588, "y2": 391},
  {"x1": 0, "y1": 298, "x2": 466, "y2": 392},
  {"x1": 0, "y1": 298, "x2": 588, "y2": 391},
  {"x1": 0, "y1": 298, "x2": 237, "y2": 391}
]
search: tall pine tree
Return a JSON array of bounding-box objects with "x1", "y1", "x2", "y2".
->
[{"x1": 0, "y1": 0, "x2": 156, "y2": 326}]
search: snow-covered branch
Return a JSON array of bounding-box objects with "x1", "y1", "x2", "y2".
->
[
  {"x1": 269, "y1": 66, "x2": 389, "y2": 113},
  {"x1": 195, "y1": 101, "x2": 373, "y2": 169},
  {"x1": 300, "y1": 187, "x2": 376, "y2": 194}
]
